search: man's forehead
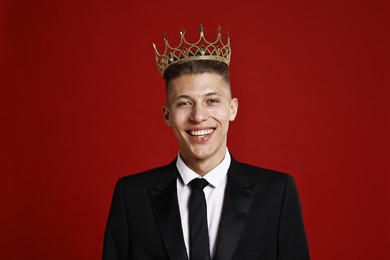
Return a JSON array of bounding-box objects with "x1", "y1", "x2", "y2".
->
[
  {"x1": 172, "y1": 72, "x2": 224, "y2": 83},
  {"x1": 169, "y1": 84, "x2": 229, "y2": 99},
  {"x1": 171, "y1": 73, "x2": 228, "y2": 87},
  {"x1": 166, "y1": 72, "x2": 231, "y2": 101}
]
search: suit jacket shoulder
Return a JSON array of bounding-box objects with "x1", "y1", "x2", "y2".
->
[
  {"x1": 222, "y1": 159, "x2": 310, "y2": 260},
  {"x1": 103, "y1": 160, "x2": 182, "y2": 260},
  {"x1": 117, "y1": 160, "x2": 177, "y2": 193},
  {"x1": 238, "y1": 162, "x2": 291, "y2": 181}
]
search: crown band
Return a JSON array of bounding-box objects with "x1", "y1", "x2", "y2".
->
[{"x1": 153, "y1": 25, "x2": 231, "y2": 76}]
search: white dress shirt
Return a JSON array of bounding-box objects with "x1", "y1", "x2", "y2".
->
[{"x1": 176, "y1": 149, "x2": 230, "y2": 259}]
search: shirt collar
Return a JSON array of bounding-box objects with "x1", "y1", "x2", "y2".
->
[{"x1": 176, "y1": 149, "x2": 231, "y2": 188}]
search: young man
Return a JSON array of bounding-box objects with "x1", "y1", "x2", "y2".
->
[{"x1": 103, "y1": 26, "x2": 310, "y2": 260}]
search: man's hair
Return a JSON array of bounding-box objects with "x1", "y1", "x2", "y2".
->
[{"x1": 163, "y1": 60, "x2": 231, "y2": 95}]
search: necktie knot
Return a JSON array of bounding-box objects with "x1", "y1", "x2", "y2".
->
[{"x1": 190, "y1": 178, "x2": 209, "y2": 190}]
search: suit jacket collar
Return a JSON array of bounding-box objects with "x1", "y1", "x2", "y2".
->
[
  {"x1": 214, "y1": 157, "x2": 256, "y2": 260},
  {"x1": 149, "y1": 156, "x2": 256, "y2": 260},
  {"x1": 149, "y1": 159, "x2": 189, "y2": 260}
]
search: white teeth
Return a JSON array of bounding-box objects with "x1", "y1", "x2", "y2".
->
[{"x1": 188, "y1": 129, "x2": 214, "y2": 136}]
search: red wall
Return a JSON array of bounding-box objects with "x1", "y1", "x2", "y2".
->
[{"x1": 1, "y1": 0, "x2": 389, "y2": 259}]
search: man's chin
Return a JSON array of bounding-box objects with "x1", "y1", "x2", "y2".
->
[
  {"x1": 180, "y1": 147, "x2": 210, "y2": 160},
  {"x1": 183, "y1": 145, "x2": 224, "y2": 162}
]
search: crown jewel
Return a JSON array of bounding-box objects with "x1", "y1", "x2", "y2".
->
[{"x1": 153, "y1": 25, "x2": 231, "y2": 76}]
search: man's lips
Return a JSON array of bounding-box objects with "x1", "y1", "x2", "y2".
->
[{"x1": 186, "y1": 128, "x2": 215, "y2": 138}]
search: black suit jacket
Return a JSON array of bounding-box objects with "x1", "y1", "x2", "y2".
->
[{"x1": 103, "y1": 157, "x2": 310, "y2": 260}]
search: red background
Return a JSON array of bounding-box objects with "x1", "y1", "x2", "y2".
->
[{"x1": 1, "y1": 0, "x2": 389, "y2": 259}]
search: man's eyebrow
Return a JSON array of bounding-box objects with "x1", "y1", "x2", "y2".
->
[
  {"x1": 174, "y1": 95, "x2": 191, "y2": 101},
  {"x1": 173, "y1": 92, "x2": 223, "y2": 101},
  {"x1": 204, "y1": 92, "x2": 221, "y2": 97}
]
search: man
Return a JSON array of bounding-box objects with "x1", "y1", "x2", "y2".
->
[{"x1": 103, "y1": 25, "x2": 310, "y2": 260}]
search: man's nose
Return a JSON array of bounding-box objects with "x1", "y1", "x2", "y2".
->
[{"x1": 189, "y1": 103, "x2": 208, "y2": 123}]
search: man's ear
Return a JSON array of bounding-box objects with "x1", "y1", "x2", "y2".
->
[
  {"x1": 162, "y1": 105, "x2": 172, "y2": 126},
  {"x1": 229, "y1": 98, "x2": 238, "y2": 121}
]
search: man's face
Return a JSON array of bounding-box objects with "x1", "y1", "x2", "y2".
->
[{"x1": 163, "y1": 72, "x2": 238, "y2": 166}]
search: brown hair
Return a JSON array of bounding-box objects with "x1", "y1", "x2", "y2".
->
[{"x1": 163, "y1": 60, "x2": 231, "y2": 95}]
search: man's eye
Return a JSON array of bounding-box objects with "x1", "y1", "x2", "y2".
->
[
  {"x1": 208, "y1": 99, "x2": 219, "y2": 103},
  {"x1": 178, "y1": 101, "x2": 190, "y2": 106}
]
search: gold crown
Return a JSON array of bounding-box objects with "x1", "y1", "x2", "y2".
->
[{"x1": 153, "y1": 25, "x2": 231, "y2": 76}]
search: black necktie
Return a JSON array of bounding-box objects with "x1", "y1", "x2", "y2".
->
[{"x1": 189, "y1": 178, "x2": 211, "y2": 260}]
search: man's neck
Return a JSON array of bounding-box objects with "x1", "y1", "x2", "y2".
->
[{"x1": 179, "y1": 149, "x2": 227, "y2": 177}]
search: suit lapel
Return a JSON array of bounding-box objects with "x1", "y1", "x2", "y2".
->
[
  {"x1": 214, "y1": 158, "x2": 256, "y2": 260},
  {"x1": 149, "y1": 160, "x2": 188, "y2": 260}
]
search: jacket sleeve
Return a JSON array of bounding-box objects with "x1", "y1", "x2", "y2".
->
[
  {"x1": 278, "y1": 175, "x2": 310, "y2": 260},
  {"x1": 103, "y1": 178, "x2": 130, "y2": 260}
]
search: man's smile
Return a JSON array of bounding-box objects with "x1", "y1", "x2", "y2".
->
[{"x1": 186, "y1": 128, "x2": 215, "y2": 139}]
